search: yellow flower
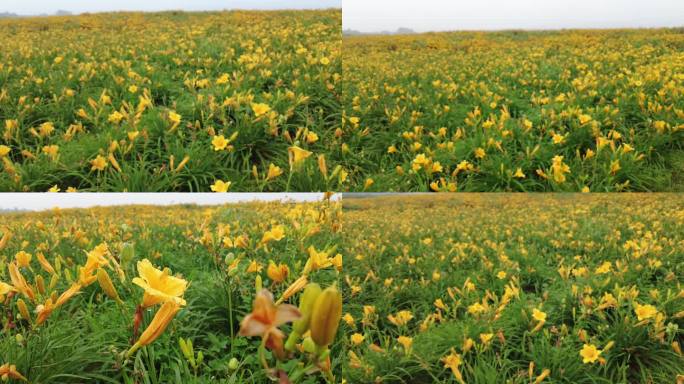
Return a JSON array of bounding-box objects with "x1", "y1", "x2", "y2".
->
[
  {"x1": 350, "y1": 333, "x2": 365, "y2": 345},
  {"x1": 595, "y1": 261, "x2": 611, "y2": 274},
  {"x1": 210, "y1": 179, "x2": 231, "y2": 192},
  {"x1": 513, "y1": 168, "x2": 526, "y2": 178},
  {"x1": 552, "y1": 132, "x2": 567, "y2": 145},
  {"x1": 132, "y1": 259, "x2": 188, "y2": 308},
  {"x1": 108, "y1": 111, "x2": 124, "y2": 124},
  {"x1": 90, "y1": 155, "x2": 108, "y2": 171},
  {"x1": 387, "y1": 310, "x2": 413, "y2": 326},
  {"x1": 266, "y1": 163, "x2": 283, "y2": 180},
  {"x1": 128, "y1": 131, "x2": 140, "y2": 141},
  {"x1": 474, "y1": 147, "x2": 486, "y2": 159},
  {"x1": 288, "y1": 146, "x2": 312, "y2": 167},
  {"x1": 579, "y1": 114, "x2": 593, "y2": 125},
  {"x1": 39, "y1": 122, "x2": 55, "y2": 137},
  {"x1": 468, "y1": 302, "x2": 485, "y2": 315},
  {"x1": 266, "y1": 262, "x2": 289, "y2": 284},
  {"x1": 0, "y1": 281, "x2": 16, "y2": 300},
  {"x1": 634, "y1": 303, "x2": 657, "y2": 321},
  {"x1": 0, "y1": 145, "x2": 10, "y2": 157},
  {"x1": 251, "y1": 102, "x2": 271, "y2": 117},
  {"x1": 343, "y1": 313, "x2": 355, "y2": 326},
  {"x1": 127, "y1": 300, "x2": 182, "y2": 357},
  {"x1": 261, "y1": 225, "x2": 285, "y2": 244},
  {"x1": 479, "y1": 333, "x2": 494, "y2": 345},
  {"x1": 168, "y1": 111, "x2": 181, "y2": 125},
  {"x1": 15, "y1": 250, "x2": 32, "y2": 268},
  {"x1": 442, "y1": 350, "x2": 465, "y2": 384},
  {"x1": 246, "y1": 260, "x2": 262, "y2": 273},
  {"x1": 610, "y1": 160, "x2": 621, "y2": 175},
  {"x1": 306, "y1": 131, "x2": 319, "y2": 144},
  {"x1": 412, "y1": 153, "x2": 430, "y2": 171},
  {"x1": 579, "y1": 343, "x2": 601, "y2": 364},
  {"x1": 216, "y1": 73, "x2": 229, "y2": 85},
  {"x1": 551, "y1": 155, "x2": 570, "y2": 184},
  {"x1": 532, "y1": 308, "x2": 547, "y2": 322},
  {"x1": 212, "y1": 135, "x2": 228, "y2": 151},
  {"x1": 397, "y1": 336, "x2": 413, "y2": 352},
  {"x1": 319, "y1": 57, "x2": 330, "y2": 65},
  {"x1": 42, "y1": 144, "x2": 59, "y2": 159}
]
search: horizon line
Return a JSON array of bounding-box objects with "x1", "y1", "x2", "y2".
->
[
  {"x1": 343, "y1": 24, "x2": 684, "y2": 35},
  {"x1": 0, "y1": 7, "x2": 341, "y2": 17}
]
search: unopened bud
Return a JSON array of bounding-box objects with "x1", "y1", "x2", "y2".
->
[
  {"x1": 17, "y1": 298, "x2": 30, "y2": 321},
  {"x1": 310, "y1": 286, "x2": 342, "y2": 348},
  {"x1": 97, "y1": 268, "x2": 122, "y2": 304}
]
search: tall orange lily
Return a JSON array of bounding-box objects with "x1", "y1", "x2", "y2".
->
[
  {"x1": 127, "y1": 301, "x2": 182, "y2": 357},
  {"x1": 239, "y1": 289, "x2": 300, "y2": 361}
]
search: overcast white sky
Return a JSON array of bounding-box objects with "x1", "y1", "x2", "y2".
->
[
  {"x1": 343, "y1": 0, "x2": 684, "y2": 32},
  {"x1": 0, "y1": 193, "x2": 340, "y2": 212},
  {"x1": 1, "y1": 0, "x2": 340, "y2": 14}
]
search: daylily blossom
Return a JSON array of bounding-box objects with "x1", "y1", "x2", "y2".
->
[
  {"x1": 132, "y1": 259, "x2": 188, "y2": 308},
  {"x1": 239, "y1": 289, "x2": 300, "y2": 359}
]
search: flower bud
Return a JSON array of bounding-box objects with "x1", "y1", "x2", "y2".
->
[
  {"x1": 310, "y1": 286, "x2": 342, "y2": 348},
  {"x1": 302, "y1": 336, "x2": 316, "y2": 354},
  {"x1": 293, "y1": 283, "x2": 322, "y2": 335},
  {"x1": 36, "y1": 275, "x2": 46, "y2": 295},
  {"x1": 228, "y1": 357, "x2": 239, "y2": 371},
  {"x1": 97, "y1": 268, "x2": 122, "y2": 304},
  {"x1": 17, "y1": 298, "x2": 30, "y2": 321},
  {"x1": 121, "y1": 243, "x2": 135, "y2": 265},
  {"x1": 285, "y1": 283, "x2": 322, "y2": 351},
  {"x1": 255, "y1": 275, "x2": 262, "y2": 293},
  {"x1": 49, "y1": 273, "x2": 60, "y2": 290}
]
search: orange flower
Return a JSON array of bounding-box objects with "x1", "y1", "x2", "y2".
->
[
  {"x1": 239, "y1": 289, "x2": 300, "y2": 359},
  {"x1": 8, "y1": 262, "x2": 34, "y2": 302},
  {"x1": 127, "y1": 301, "x2": 182, "y2": 357},
  {"x1": 35, "y1": 298, "x2": 56, "y2": 326},
  {"x1": 267, "y1": 262, "x2": 289, "y2": 284},
  {"x1": 0, "y1": 364, "x2": 27, "y2": 381}
]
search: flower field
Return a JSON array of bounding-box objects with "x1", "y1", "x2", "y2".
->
[
  {"x1": 342, "y1": 30, "x2": 684, "y2": 192},
  {"x1": 0, "y1": 198, "x2": 343, "y2": 382},
  {"x1": 341, "y1": 194, "x2": 684, "y2": 383},
  {"x1": 0, "y1": 10, "x2": 341, "y2": 192}
]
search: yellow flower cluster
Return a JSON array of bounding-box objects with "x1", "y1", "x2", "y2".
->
[
  {"x1": 0, "y1": 10, "x2": 340, "y2": 191},
  {"x1": 341, "y1": 194, "x2": 684, "y2": 382},
  {"x1": 0, "y1": 197, "x2": 343, "y2": 381},
  {"x1": 342, "y1": 30, "x2": 684, "y2": 191}
]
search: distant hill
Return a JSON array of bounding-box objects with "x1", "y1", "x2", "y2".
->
[
  {"x1": 343, "y1": 29, "x2": 362, "y2": 36},
  {"x1": 0, "y1": 10, "x2": 73, "y2": 18},
  {"x1": 343, "y1": 27, "x2": 416, "y2": 36}
]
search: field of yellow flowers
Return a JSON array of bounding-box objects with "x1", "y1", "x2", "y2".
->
[
  {"x1": 0, "y1": 198, "x2": 343, "y2": 383},
  {"x1": 341, "y1": 194, "x2": 684, "y2": 383},
  {"x1": 342, "y1": 30, "x2": 684, "y2": 192},
  {"x1": 0, "y1": 10, "x2": 341, "y2": 192}
]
